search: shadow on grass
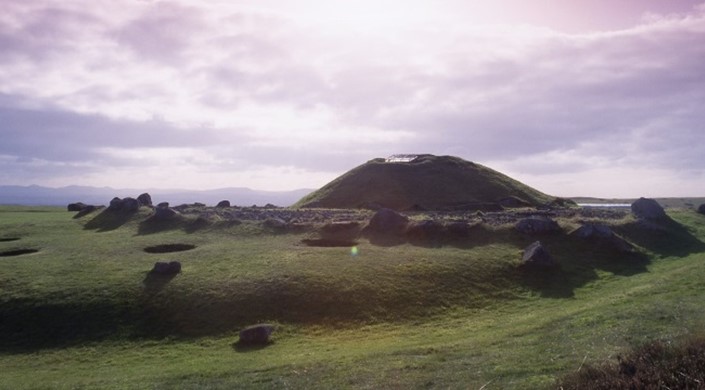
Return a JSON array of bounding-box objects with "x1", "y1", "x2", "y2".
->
[
  {"x1": 0, "y1": 301, "x2": 135, "y2": 352},
  {"x1": 615, "y1": 217, "x2": 705, "y2": 258},
  {"x1": 142, "y1": 271, "x2": 178, "y2": 294},
  {"x1": 137, "y1": 215, "x2": 188, "y2": 235},
  {"x1": 232, "y1": 340, "x2": 274, "y2": 352},
  {"x1": 84, "y1": 209, "x2": 137, "y2": 232}
]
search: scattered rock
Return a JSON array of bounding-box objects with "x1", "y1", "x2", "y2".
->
[
  {"x1": 521, "y1": 241, "x2": 556, "y2": 267},
  {"x1": 515, "y1": 216, "x2": 561, "y2": 234},
  {"x1": 67, "y1": 202, "x2": 89, "y2": 212},
  {"x1": 239, "y1": 324, "x2": 275, "y2": 345},
  {"x1": 698, "y1": 204, "x2": 705, "y2": 215},
  {"x1": 151, "y1": 261, "x2": 181, "y2": 275},
  {"x1": 108, "y1": 197, "x2": 140, "y2": 213},
  {"x1": 631, "y1": 197, "x2": 666, "y2": 220},
  {"x1": 137, "y1": 193, "x2": 153, "y2": 207},
  {"x1": 216, "y1": 200, "x2": 231, "y2": 208}
]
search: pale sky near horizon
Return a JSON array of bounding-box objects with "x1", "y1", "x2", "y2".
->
[{"x1": 1, "y1": 0, "x2": 704, "y2": 197}]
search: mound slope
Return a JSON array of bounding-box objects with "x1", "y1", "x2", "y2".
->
[{"x1": 295, "y1": 155, "x2": 554, "y2": 210}]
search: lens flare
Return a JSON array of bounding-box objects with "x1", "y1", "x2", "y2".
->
[{"x1": 350, "y1": 246, "x2": 359, "y2": 256}]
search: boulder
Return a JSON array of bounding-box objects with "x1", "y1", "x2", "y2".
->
[
  {"x1": 515, "y1": 216, "x2": 560, "y2": 234},
  {"x1": 151, "y1": 261, "x2": 181, "y2": 275},
  {"x1": 238, "y1": 324, "x2": 275, "y2": 345},
  {"x1": 157, "y1": 202, "x2": 169, "y2": 209},
  {"x1": 363, "y1": 208, "x2": 409, "y2": 236},
  {"x1": 137, "y1": 193, "x2": 153, "y2": 207},
  {"x1": 107, "y1": 197, "x2": 140, "y2": 213},
  {"x1": 216, "y1": 200, "x2": 231, "y2": 208},
  {"x1": 631, "y1": 197, "x2": 666, "y2": 220},
  {"x1": 571, "y1": 223, "x2": 614, "y2": 239},
  {"x1": 153, "y1": 207, "x2": 178, "y2": 220},
  {"x1": 67, "y1": 202, "x2": 88, "y2": 212},
  {"x1": 570, "y1": 223, "x2": 634, "y2": 253},
  {"x1": 698, "y1": 204, "x2": 705, "y2": 215},
  {"x1": 521, "y1": 241, "x2": 557, "y2": 267}
]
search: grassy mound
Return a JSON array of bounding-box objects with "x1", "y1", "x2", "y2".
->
[{"x1": 294, "y1": 155, "x2": 555, "y2": 210}]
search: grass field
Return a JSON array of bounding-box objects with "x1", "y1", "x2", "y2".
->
[{"x1": 1, "y1": 205, "x2": 704, "y2": 389}]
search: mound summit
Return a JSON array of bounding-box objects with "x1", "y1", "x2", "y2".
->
[{"x1": 295, "y1": 154, "x2": 556, "y2": 211}]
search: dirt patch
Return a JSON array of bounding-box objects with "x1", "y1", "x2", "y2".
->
[
  {"x1": 0, "y1": 237, "x2": 21, "y2": 242},
  {"x1": 144, "y1": 244, "x2": 196, "y2": 254},
  {"x1": 0, "y1": 248, "x2": 39, "y2": 257},
  {"x1": 301, "y1": 239, "x2": 358, "y2": 247}
]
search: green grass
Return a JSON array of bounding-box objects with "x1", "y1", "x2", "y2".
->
[{"x1": 1, "y1": 206, "x2": 705, "y2": 388}]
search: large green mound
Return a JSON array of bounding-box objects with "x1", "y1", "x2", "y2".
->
[{"x1": 294, "y1": 154, "x2": 555, "y2": 210}]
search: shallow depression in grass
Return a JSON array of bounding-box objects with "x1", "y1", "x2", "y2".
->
[
  {"x1": 301, "y1": 238, "x2": 359, "y2": 247},
  {"x1": 144, "y1": 243, "x2": 196, "y2": 253},
  {"x1": 0, "y1": 237, "x2": 21, "y2": 242},
  {"x1": 0, "y1": 248, "x2": 39, "y2": 257}
]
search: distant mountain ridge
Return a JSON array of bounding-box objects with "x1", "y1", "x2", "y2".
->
[{"x1": 0, "y1": 185, "x2": 313, "y2": 207}]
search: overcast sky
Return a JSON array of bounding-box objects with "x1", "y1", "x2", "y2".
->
[{"x1": 1, "y1": 0, "x2": 704, "y2": 197}]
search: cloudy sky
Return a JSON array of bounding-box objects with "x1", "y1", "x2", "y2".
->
[{"x1": 1, "y1": 0, "x2": 704, "y2": 197}]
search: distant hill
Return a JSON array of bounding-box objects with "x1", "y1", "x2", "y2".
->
[
  {"x1": 294, "y1": 154, "x2": 555, "y2": 210},
  {"x1": 0, "y1": 185, "x2": 313, "y2": 207}
]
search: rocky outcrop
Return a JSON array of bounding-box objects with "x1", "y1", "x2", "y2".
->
[
  {"x1": 698, "y1": 204, "x2": 705, "y2": 215},
  {"x1": 631, "y1": 197, "x2": 666, "y2": 220},
  {"x1": 522, "y1": 241, "x2": 557, "y2": 267},
  {"x1": 108, "y1": 197, "x2": 140, "y2": 213},
  {"x1": 515, "y1": 216, "x2": 561, "y2": 234},
  {"x1": 153, "y1": 206, "x2": 178, "y2": 220},
  {"x1": 67, "y1": 202, "x2": 90, "y2": 212},
  {"x1": 216, "y1": 200, "x2": 231, "y2": 208},
  {"x1": 137, "y1": 193, "x2": 153, "y2": 207}
]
